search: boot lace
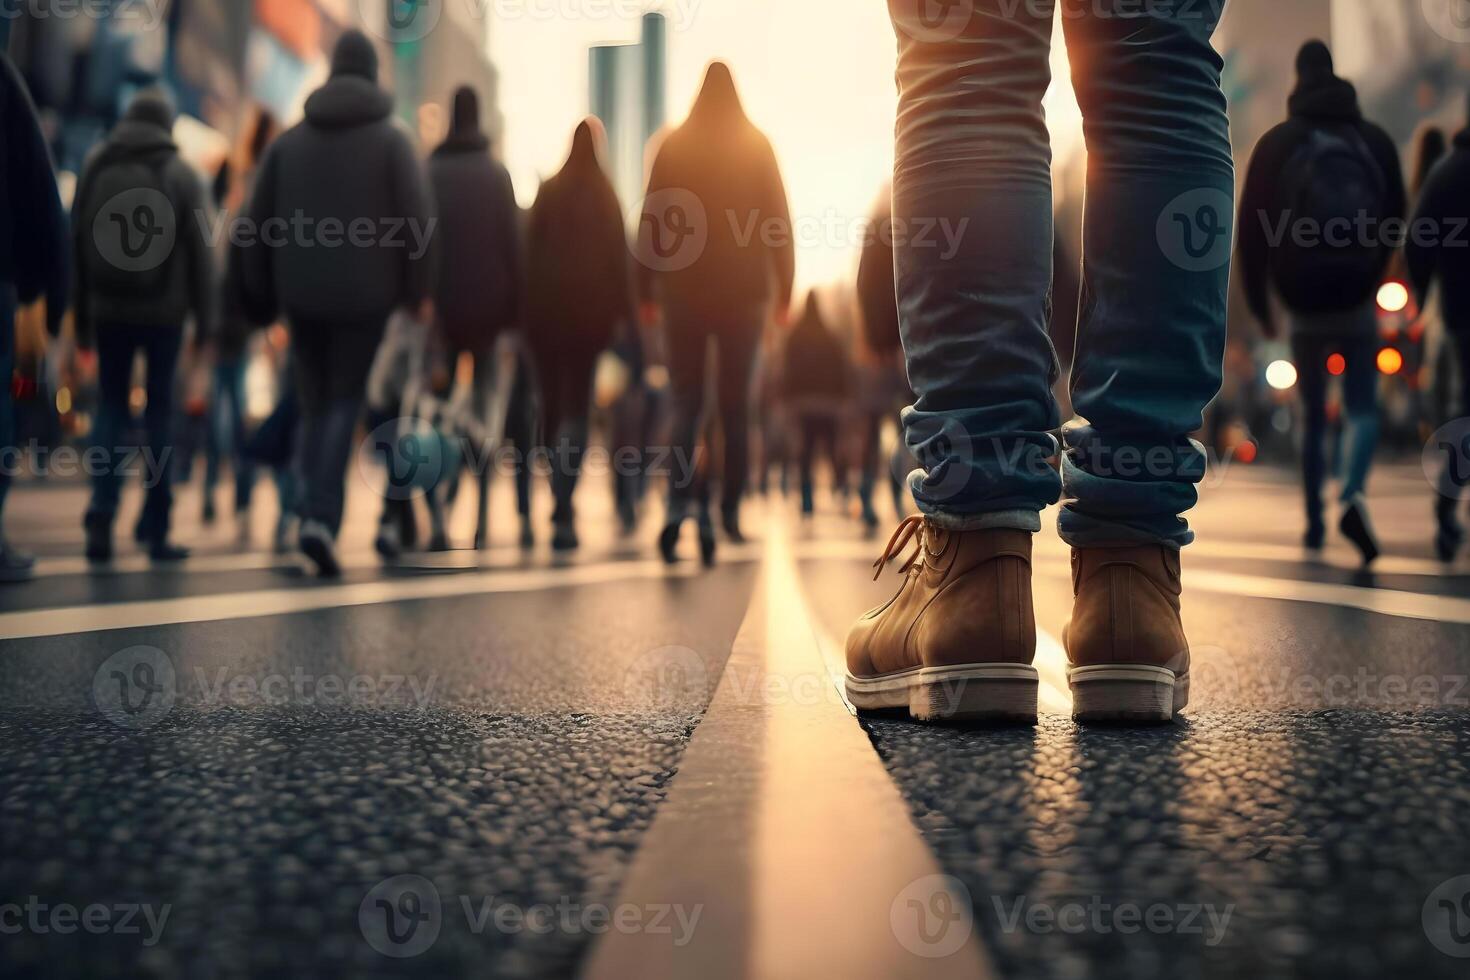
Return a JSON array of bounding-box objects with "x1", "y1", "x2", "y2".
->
[{"x1": 872, "y1": 515, "x2": 926, "y2": 581}]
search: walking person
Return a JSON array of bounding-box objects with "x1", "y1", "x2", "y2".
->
[
  {"x1": 205, "y1": 107, "x2": 278, "y2": 538},
  {"x1": 420, "y1": 85, "x2": 523, "y2": 553},
  {"x1": 1409, "y1": 97, "x2": 1470, "y2": 561},
  {"x1": 1238, "y1": 40, "x2": 1406, "y2": 565},
  {"x1": 0, "y1": 52, "x2": 69, "y2": 580},
  {"x1": 846, "y1": 0, "x2": 1235, "y2": 724},
  {"x1": 639, "y1": 62, "x2": 794, "y2": 565},
  {"x1": 780, "y1": 292, "x2": 849, "y2": 517},
  {"x1": 525, "y1": 119, "x2": 636, "y2": 552},
  {"x1": 855, "y1": 193, "x2": 913, "y2": 531},
  {"x1": 74, "y1": 86, "x2": 215, "y2": 564},
  {"x1": 237, "y1": 30, "x2": 434, "y2": 576}
]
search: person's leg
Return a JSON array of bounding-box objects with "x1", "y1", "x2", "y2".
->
[
  {"x1": 316, "y1": 320, "x2": 386, "y2": 539},
  {"x1": 1058, "y1": 2, "x2": 1233, "y2": 549},
  {"x1": 798, "y1": 413, "x2": 817, "y2": 515},
  {"x1": 1056, "y1": 2, "x2": 1233, "y2": 721},
  {"x1": 290, "y1": 325, "x2": 332, "y2": 532},
  {"x1": 844, "y1": 1, "x2": 1058, "y2": 723},
  {"x1": 549, "y1": 354, "x2": 595, "y2": 548},
  {"x1": 890, "y1": 0, "x2": 1060, "y2": 529},
  {"x1": 137, "y1": 326, "x2": 186, "y2": 557},
  {"x1": 663, "y1": 321, "x2": 709, "y2": 530},
  {"x1": 86, "y1": 327, "x2": 141, "y2": 549},
  {"x1": 1292, "y1": 333, "x2": 1330, "y2": 546},
  {"x1": 225, "y1": 358, "x2": 255, "y2": 515},
  {"x1": 715, "y1": 322, "x2": 760, "y2": 536},
  {"x1": 0, "y1": 290, "x2": 27, "y2": 578},
  {"x1": 1338, "y1": 331, "x2": 1381, "y2": 505}
]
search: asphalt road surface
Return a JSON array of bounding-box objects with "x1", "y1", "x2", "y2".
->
[{"x1": 1, "y1": 459, "x2": 1468, "y2": 979}]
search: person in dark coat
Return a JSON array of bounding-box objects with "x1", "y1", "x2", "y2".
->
[
  {"x1": 419, "y1": 85, "x2": 524, "y2": 552},
  {"x1": 780, "y1": 292, "x2": 849, "y2": 516},
  {"x1": 1237, "y1": 40, "x2": 1406, "y2": 563},
  {"x1": 525, "y1": 118, "x2": 635, "y2": 551},
  {"x1": 238, "y1": 30, "x2": 434, "y2": 576},
  {"x1": 639, "y1": 62, "x2": 795, "y2": 563},
  {"x1": 0, "y1": 52, "x2": 69, "y2": 580},
  {"x1": 1409, "y1": 96, "x2": 1470, "y2": 560},
  {"x1": 73, "y1": 86, "x2": 214, "y2": 564},
  {"x1": 854, "y1": 194, "x2": 912, "y2": 529}
]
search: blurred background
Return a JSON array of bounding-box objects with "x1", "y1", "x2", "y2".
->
[{"x1": 5, "y1": 0, "x2": 1470, "y2": 473}]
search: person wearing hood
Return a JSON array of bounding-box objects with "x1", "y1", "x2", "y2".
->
[
  {"x1": 524, "y1": 118, "x2": 636, "y2": 551},
  {"x1": 639, "y1": 62, "x2": 794, "y2": 564},
  {"x1": 412, "y1": 86, "x2": 526, "y2": 553},
  {"x1": 73, "y1": 85, "x2": 215, "y2": 565},
  {"x1": 1238, "y1": 40, "x2": 1406, "y2": 564},
  {"x1": 237, "y1": 30, "x2": 435, "y2": 576},
  {"x1": 0, "y1": 53, "x2": 69, "y2": 580},
  {"x1": 780, "y1": 292, "x2": 850, "y2": 517},
  {"x1": 1409, "y1": 95, "x2": 1470, "y2": 561}
]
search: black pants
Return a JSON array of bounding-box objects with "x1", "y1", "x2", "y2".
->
[
  {"x1": 798, "y1": 413, "x2": 839, "y2": 504},
  {"x1": 87, "y1": 322, "x2": 184, "y2": 542},
  {"x1": 665, "y1": 307, "x2": 763, "y2": 523},
  {"x1": 536, "y1": 348, "x2": 599, "y2": 523},
  {"x1": 1436, "y1": 329, "x2": 1470, "y2": 509},
  {"x1": 292, "y1": 318, "x2": 386, "y2": 537}
]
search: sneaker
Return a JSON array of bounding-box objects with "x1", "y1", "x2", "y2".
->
[
  {"x1": 844, "y1": 518, "x2": 1039, "y2": 723},
  {"x1": 85, "y1": 513, "x2": 114, "y2": 565},
  {"x1": 1064, "y1": 545, "x2": 1190, "y2": 724},
  {"x1": 375, "y1": 519, "x2": 402, "y2": 561},
  {"x1": 0, "y1": 541, "x2": 36, "y2": 582},
  {"x1": 1339, "y1": 494, "x2": 1379, "y2": 567},
  {"x1": 148, "y1": 540, "x2": 190, "y2": 564},
  {"x1": 552, "y1": 519, "x2": 579, "y2": 552},
  {"x1": 299, "y1": 519, "x2": 341, "y2": 577}
]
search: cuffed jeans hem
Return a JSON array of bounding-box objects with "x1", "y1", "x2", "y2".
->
[
  {"x1": 1057, "y1": 516, "x2": 1194, "y2": 551},
  {"x1": 918, "y1": 506, "x2": 1042, "y2": 533}
]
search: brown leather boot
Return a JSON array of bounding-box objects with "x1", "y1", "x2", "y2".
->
[
  {"x1": 845, "y1": 517, "x2": 1038, "y2": 723},
  {"x1": 1063, "y1": 545, "x2": 1191, "y2": 723}
]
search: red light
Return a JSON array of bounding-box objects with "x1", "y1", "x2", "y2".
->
[
  {"x1": 1234, "y1": 440, "x2": 1258, "y2": 465},
  {"x1": 1326, "y1": 354, "x2": 1346, "y2": 376}
]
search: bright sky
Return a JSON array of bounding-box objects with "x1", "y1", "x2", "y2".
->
[{"x1": 489, "y1": 0, "x2": 1082, "y2": 293}]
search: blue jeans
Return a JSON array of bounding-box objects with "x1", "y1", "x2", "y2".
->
[
  {"x1": 87, "y1": 323, "x2": 185, "y2": 539},
  {"x1": 1291, "y1": 315, "x2": 1380, "y2": 526},
  {"x1": 205, "y1": 356, "x2": 256, "y2": 512},
  {"x1": 889, "y1": 0, "x2": 1234, "y2": 548}
]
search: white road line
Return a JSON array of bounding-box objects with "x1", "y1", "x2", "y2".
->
[
  {"x1": 0, "y1": 556, "x2": 756, "y2": 641},
  {"x1": 582, "y1": 511, "x2": 993, "y2": 980}
]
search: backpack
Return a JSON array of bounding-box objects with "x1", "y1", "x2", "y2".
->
[
  {"x1": 80, "y1": 147, "x2": 178, "y2": 298},
  {"x1": 1271, "y1": 124, "x2": 1388, "y2": 314}
]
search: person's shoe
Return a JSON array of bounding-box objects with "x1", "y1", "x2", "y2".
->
[
  {"x1": 658, "y1": 521, "x2": 681, "y2": 565},
  {"x1": 552, "y1": 519, "x2": 579, "y2": 552},
  {"x1": 148, "y1": 540, "x2": 190, "y2": 563},
  {"x1": 375, "y1": 519, "x2": 402, "y2": 561},
  {"x1": 202, "y1": 496, "x2": 217, "y2": 526},
  {"x1": 845, "y1": 518, "x2": 1039, "y2": 723},
  {"x1": 721, "y1": 507, "x2": 746, "y2": 544},
  {"x1": 273, "y1": 513, "x2": 295, "y2": 555},
  {"x1": 0, "y1": 541, "x2": 36, "y2": 582},
  {"x1": 428, "y1": 530, "x2": 451, "y2": 553},
  {"x1": 85, "y1": 513, "x2": 114, "y2": 565},
  {"x1": 698, "y1": 520, "x2": 717, "y2": 567},
  {"x1": 1435, "y1": 498, "x2": 1463, "y2": 563},
  {"x1": 1063, "y1": 545, "x2": 1190, "y2": 724},
  {"x1": 1339, "y1": 494, "x2": 1379, "y2": 567},
  {"x1": 299, "y1": 519, "x2": 341, "y2": 577},
  {"x1": 859, "y1": 493, "x2": 880, "y2": 532},
  {"x1": 800, "y1": 484, "x2": 815, "y2": 516},
  {"x1": 1304, "y1": 519, "x2": 1326, "y2": 552},
  {"x1": 397, "y1": 501, "x2": 418, "y2": 551},
  {"x1": 519, "y1": 516, "x2": 536, "y2": 551}
]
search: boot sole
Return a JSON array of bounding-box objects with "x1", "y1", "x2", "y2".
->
[
  {"x1": 846, "y1": 664, "x2": 1039, "y2": 724},
  {"x1": 1068, "y1": 664, "x2": 1188, "y2": 724}
]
